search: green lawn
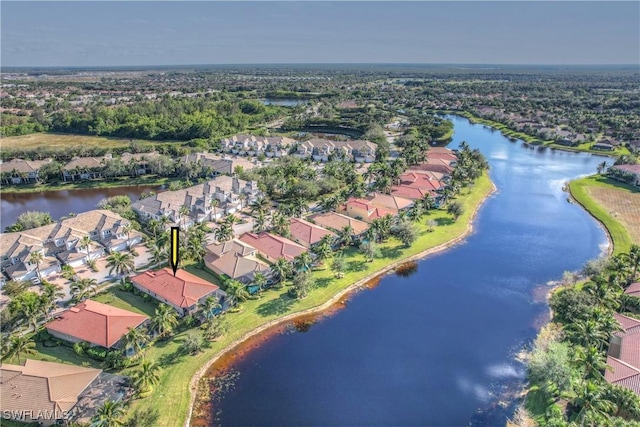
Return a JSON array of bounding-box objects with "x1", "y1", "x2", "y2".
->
[
  {"x1": 569, "y1": 175, "x2": 640, "y2": 255},
  {"x1": 123, "y1": 173, "x2": 495, "y2": 427},
  {"x1": 93, "y1": 287, "x2": 159, "y2": 317}
]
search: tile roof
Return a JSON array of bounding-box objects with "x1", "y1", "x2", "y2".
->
[
  {"x1": 204, "y1": 240, "x2": 269, "y2": 280},
  {"x1": 626, "y1": 282, "x2": 640, "y2": 297},
  {"x1": 45, "y1": 300, "x2": 148, "y2": 348},
  {"x1": 239, "y1": 232, "x2": 307, "y2": 262},
  {"x1": 131, "y1": 268, "x2": 222, "y2": 309},
  {"x1": 0, "y1": 158, "x2": 52, "y2": 174},
  {"x1": 345, "y1": 198, "x2": 397, "y2": 220},
  {"x1": 612, "y1": 164, "x2": 640, "y2": 174},
  {"x1": 399, "y1": 172, "x2": 445, "y2": 191},
  {"x1": 63, "y1": 157, "x2": 105, "y2": 170},
  {"x1": 390, "y1": 185, "x2": 434, "y2": 200},
  {"x1": 0, "y1": 360, "x2": 101, "y2": 418},
  {"x1": 614, "y1": 313, "x2": 640, "y2": 336},
  {"x1": 307, "y1": 212, "x2": 369, "y2": 235},
  {"x1": 289, "y1": 218, "x2": 335, "y2": 247},
  {"x1": 365, "y1": 193, "x2": 414, "y2": 211}
]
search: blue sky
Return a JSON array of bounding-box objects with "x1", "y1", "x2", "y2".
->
[{"x1": 2, "y1": 1, "x2": 639, "y2": 67}]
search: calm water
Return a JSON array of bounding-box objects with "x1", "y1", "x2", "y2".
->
[
  {"x1": 262, "y1": 98, "x2": 308, "y2": 106},
  {"x1": 0, "y1": 185, "x2": 159, "y2": 229},
  {"x1": 210, "y1": 117, "x2": 610, "y2": 426}
]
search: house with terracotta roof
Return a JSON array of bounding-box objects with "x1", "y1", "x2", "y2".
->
[
  {"x1": 610, "y1": 164, "x2": 640, "y2": 186},
  {"x1": 0, "y1": 360, "x2": 102, "y2": 426},
  {"x1": 390, "y1": 185, "x2": 435, "y2": 201},
  {"x1": 307, "y1": 212, "x2": 370, "y2": 236},
  {"x1": 45, "y1": 300, "x2": 148, "y2": 349},
  {"x1": 204, "y1": 239, "x2": 269, "y2": 284},
  {"x1": 0, "y1": 158, "x2": 53, "y2": 184},
  {"x1": 625, "y1": 282, "x2": 640, "y2": 298},
  {"x1": 130, "y1": 268, "x2": 226, "y2": 316},
  {"x1": 399, "y1": 171, "x2": 446, "y2": 192},
  {"x1": 342, "y1": 198, "x2": 397, "y2": 223},
  {"x1": 409, "y1": 158, "x2": 454, "y2": 175},
  {"x1": 238, "y1": 232, "x2": 307, "y2": 263},
  {"x1": 365, "y1": 193, "x2": 414, "y2": 212},
  {"x1": 288, "y1": 218, "x2": 335, "y2": 248},
  {"x1": 425, "y1": 147, "x2": 458, "y2": 163},
  {"x1": 606, "y1": 313, "x2": 640, "y2": 396}
]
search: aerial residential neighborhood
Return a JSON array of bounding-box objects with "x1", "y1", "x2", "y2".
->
[{"x1": 1, "y1": 2, "x2": 639, "y2": 424}]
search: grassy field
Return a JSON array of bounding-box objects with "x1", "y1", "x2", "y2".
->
[
  {"x1": 0, "y1": 175, "x2": 182, "y2": 194},
  {"x1": 7, "y1": 173, "x2": 493, "y2": 427},
  {"x1": 1, "y1": 133, "x2": 165, "y2": 151},
  {"x1": 569, "y1": 175, "x2": 640, "y2": 255}
]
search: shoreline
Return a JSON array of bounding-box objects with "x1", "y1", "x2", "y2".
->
[
  {"x1": 184, "y1": 180, "x2": 497, "y2": 427},
  {"x1": 0, "y1": 176, "x2": 175, "y2": 195}
]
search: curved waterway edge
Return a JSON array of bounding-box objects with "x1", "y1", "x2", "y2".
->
[{"x1": 184, "y1": 180, "x2": 497, "y2": 427}]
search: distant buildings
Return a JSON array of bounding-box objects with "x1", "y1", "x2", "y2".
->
[
  {"x1": 0, "y1": 158, "x2": 52, "y2": 184},
  {"x1": 294, "y1": 138, "x2": 377, "y2": 163},
  {"x1": 220, "y1": 135, "x2": 296, "y2": 158}
]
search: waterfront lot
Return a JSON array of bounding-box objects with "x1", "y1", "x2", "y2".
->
[{"x1": 570, "y1": 175, "x2": 640, "y2": 254}]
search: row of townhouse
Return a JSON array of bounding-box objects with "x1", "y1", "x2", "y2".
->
[
  {"x1": 131, "y1": 175, "x2": 261, "y2": 227},
  {"x1": 294, "y1": 138, "x2": 377, "y2": 163},
  {"x1": 391, "y1": 147, "x2": 456, "y2": 203},
  {"x1": 0, "y1": 152, "x2": 162, "y2": 184},
  {"x1": 181, "y1": 152, "x2": 258, "y2": 176},
  {"x1": 0, "y1": 209, "x2": 142, "y2": 283},
  {"x1": 219, "y1": 135, "x2": 297, "y2": 158},
  {"x1": 218, "y1": 134, "x2": 378, "y2": 163}
]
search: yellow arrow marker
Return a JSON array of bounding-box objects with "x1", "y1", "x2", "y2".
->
[{"x1": 170, "y1": 227, "x2": 180, "y2": 275}]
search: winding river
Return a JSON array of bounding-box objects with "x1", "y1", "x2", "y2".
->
[{"x1": 205, "y1": 116, "x2": 610, "y2": 426}]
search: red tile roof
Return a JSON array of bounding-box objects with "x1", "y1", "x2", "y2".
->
[
  {"x1": 390, "y1": 185, "x2": 434, "y2": 200},
  {"x1": 239, "y1": 232, "x2": 307, "y2": 262},
  {"x1": 398, "y1": 172, "x2": 444, "y2": 191},
  {"x1": 131, "y1": 268, "x2": 221, "y2": 309},
  {"x1": 613, "y1": 164, "x2": 640, "y2": 174},
  {"x1": 426, "y1": 147, "x2": 458, "y2": 161},
  {"x1": 409, "y1": 159, "x2": 454, "y2": 174},
  {"x1": 345, "y1": 198, "x2": 397, "y2": 220},
  {"x1": 626, "y1": 282, "x2": 640, "y2": 297},
  {"x1": 289, "y1": 218, "x2": 335, "y2": 247},
  {"x1": 45, "y1": 300, "x2": 147, "y2": 348}
]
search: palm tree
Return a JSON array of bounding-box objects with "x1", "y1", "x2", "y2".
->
[
  {"x1": 12, "y1": 293, "x2": 42, "y2": 332},
  {"x1": 312, "y1": 240, "x2": 333, "y2": 268},
  {"x1": 92, "y1": 400, "x2": 126, "y2": 427},
  {"x1": 253, "y1": 272, "x2": 268, "y2": 290},
  {"x1": 79, "y1": 235, "x2": 93, "y2": 260},
  {"x1": 250, "y1": 196, "x2": 270, "y2": 216},
  {"x1": 336, "y1": 225, "x2": 356, "y2": 248},
  {"x1": 568, "y1": 319, "x2": 610, "y2": 351},
  {"x1": 179, "y1": 205, "x2": 191, "y2": 228},
  {"x1": 294, "y1": 252, "x2": 313, "y2": 272},
  {"x1": 596, "y1": 161, "x2": 608, "y2": 175},
  {"x1": 253, "y1": 210, "x2": 267, "y2": 233},
  {"x1": 213, "y1": 223, "x2": 234, "y2": 243},
  {"x1": 70, "y1": 277, "x2": 98, "y2": 303},
  {"x1": 131, "y1": 359, "x2": 161, "y2": 395},
  {"x1": 40, "y1": 282, "x2": 63, "y2": 320},
  {"x1": 200, "y1": 297, "x2": 221, "y2": 322},
  {"x1": 570, "y1": 380, "x2": 616, "y2": 426},
  {"x1": 150, "y1": 303, "x2": 178, "y2": 338},
  {"x1": 271, "y1": 211, "x2": 290, "y2": 237},
  {"x1": 29, "y1": 251, "x2": 44, "y2": 281},
  {"x1": 5, "y1": 335, "x2": 35, "y2": 364},
  {"x1": 271, "y1": 258, "x2": 292, "y2": 285},
  {"x1": 122, "y1": 223, "x2": 133, "y2": 249},
  {"x1": 574, "y1": 346, "x2": 610, "y2": 381},
  {"x1": 226, "y1": 280, "x2": 250, "y2": 305},
  {"x1": 122, "y1": 326, "x2": 148, "y2": 356},
  {"x1": 106, "y1": 251, "x2": 135, "y2": 278},
  {"x1": 149, "y1": 245, "x2": 167, "y2": 268},
  {"x1": 209, "y1": 198, "x2": 220, "y2": 221}
]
